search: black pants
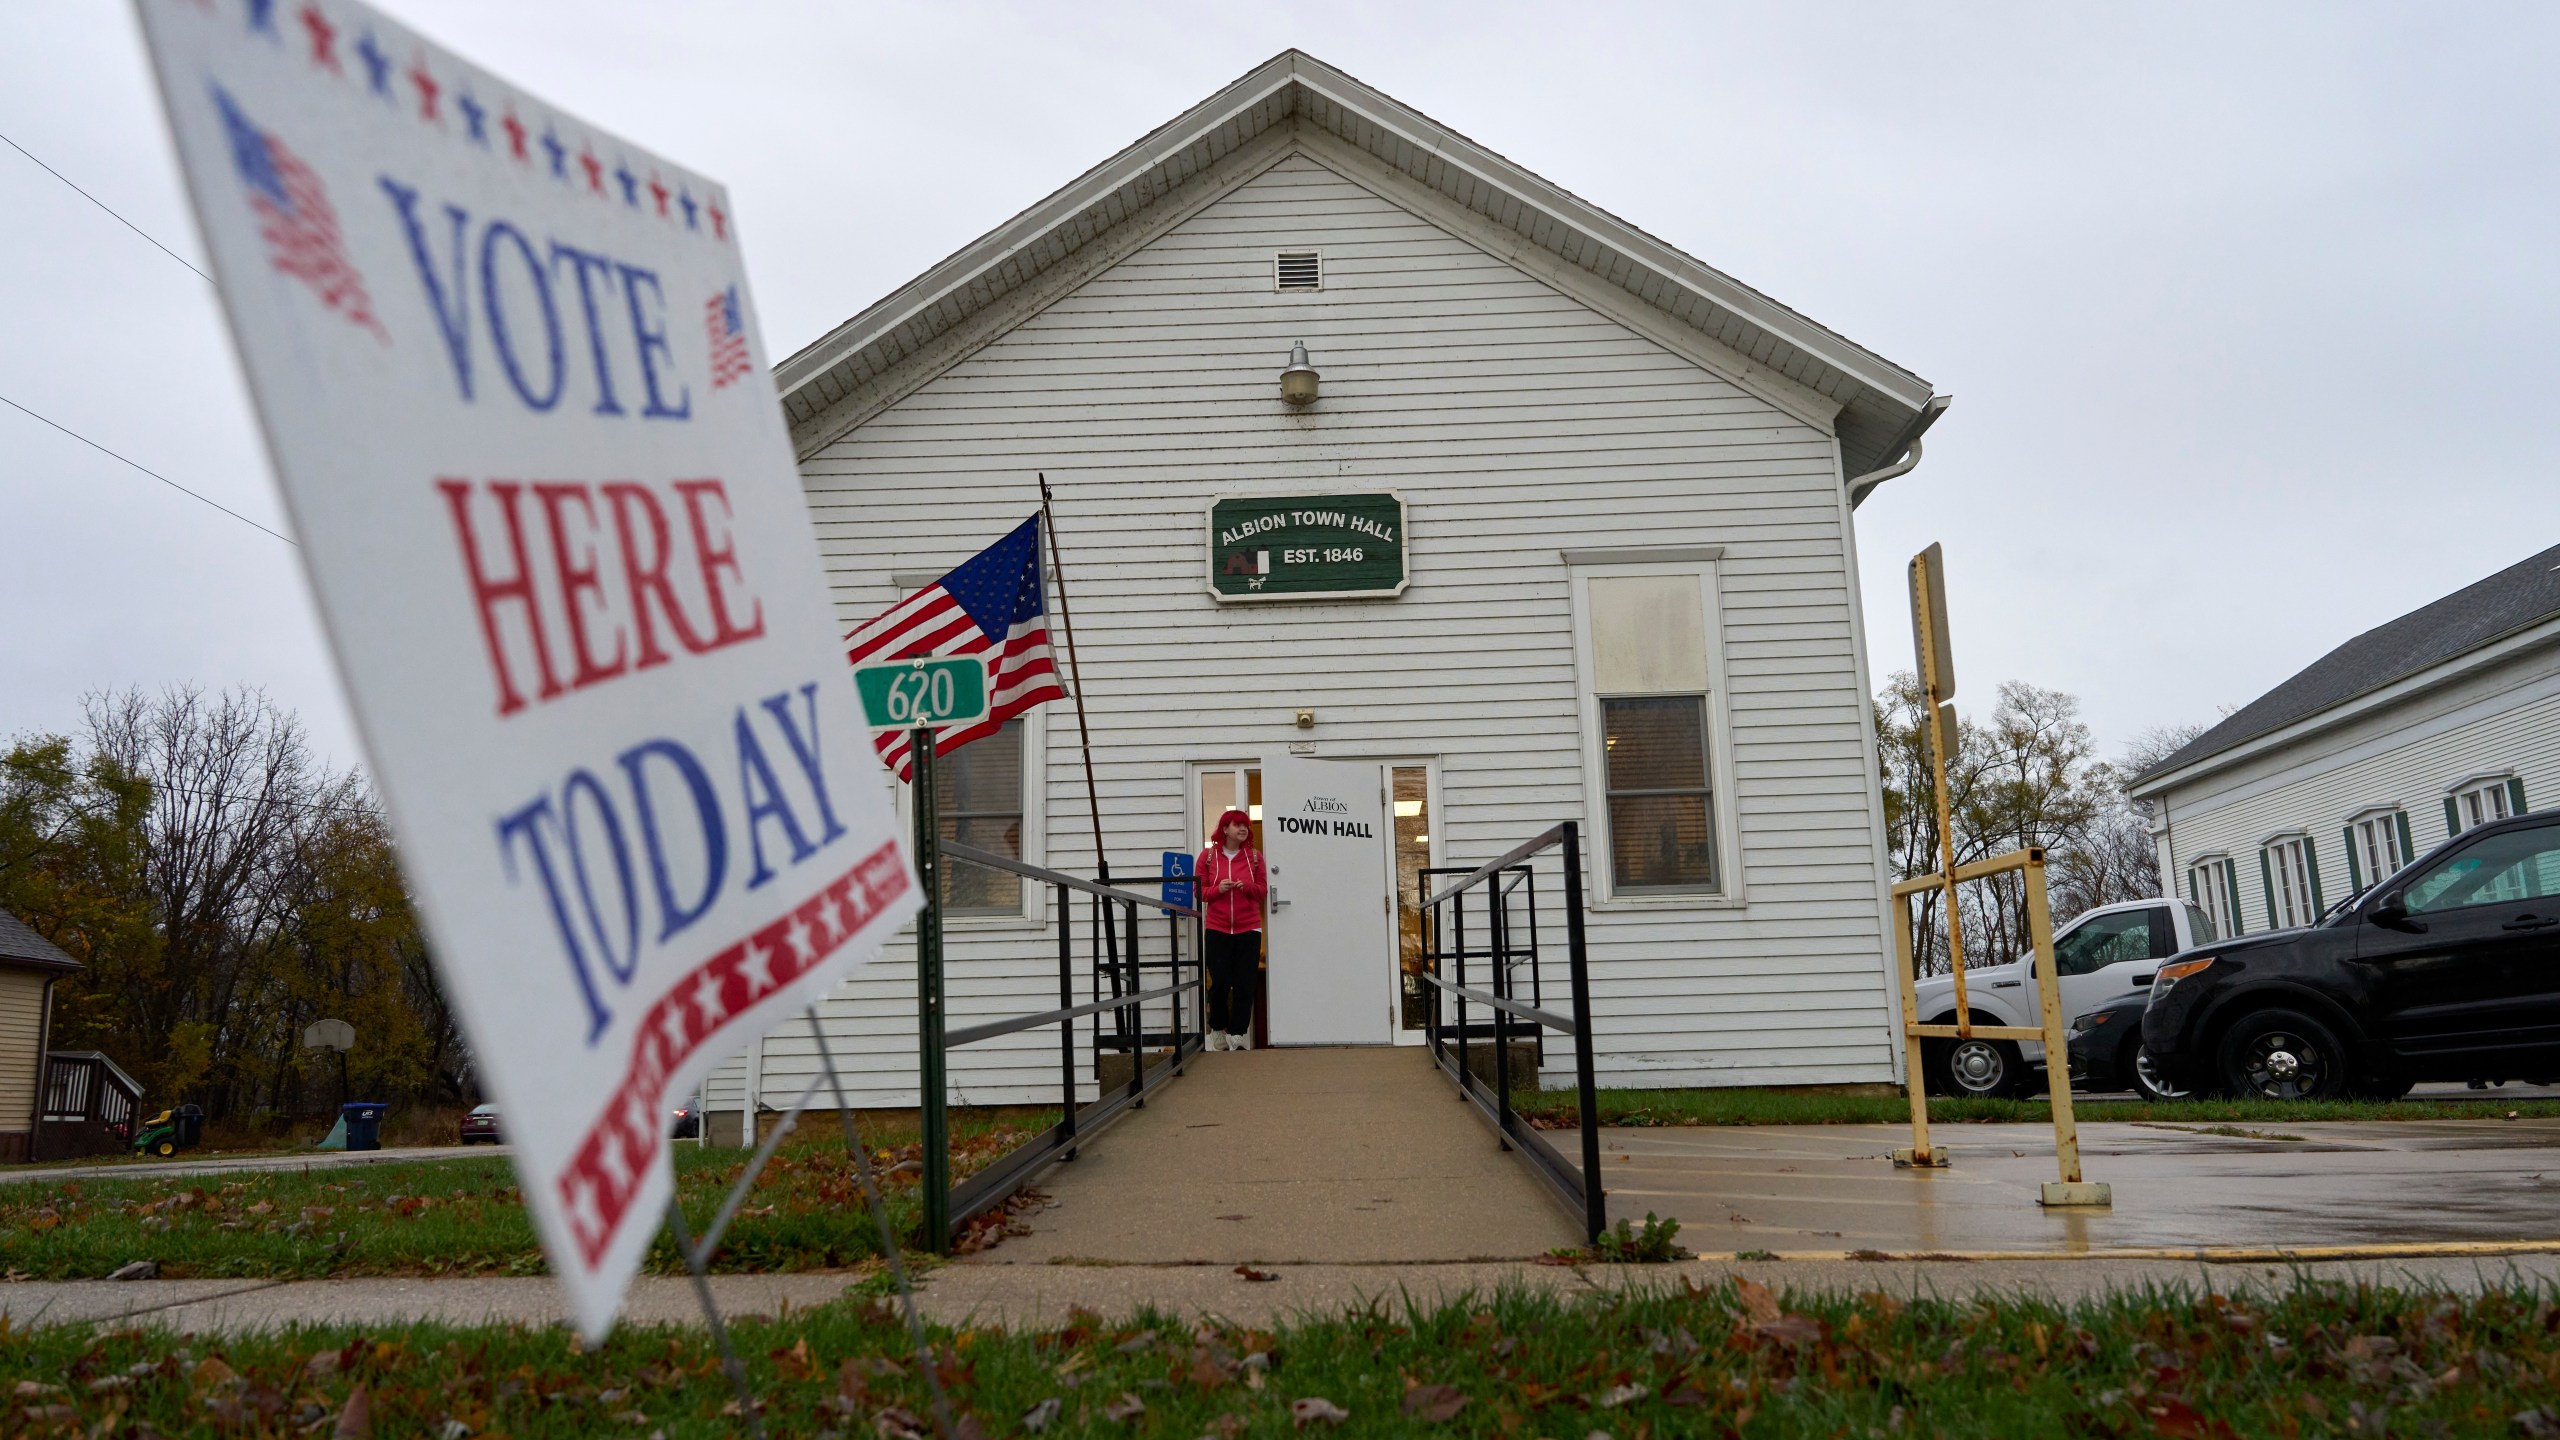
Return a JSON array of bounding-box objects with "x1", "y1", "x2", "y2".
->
[{"x1": 1204, "y1": 929, "x2": 1261, "y2": 1035}]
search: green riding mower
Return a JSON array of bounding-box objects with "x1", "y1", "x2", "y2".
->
[{"x1": 132, "y1": 1104, "x2": 203, "y2": 1158}]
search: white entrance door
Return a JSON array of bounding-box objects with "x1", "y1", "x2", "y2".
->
[{"x1": 1260, "y1": 755, "x2": 1394, "y2": 1045}]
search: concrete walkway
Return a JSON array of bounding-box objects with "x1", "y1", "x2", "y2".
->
[
  {"x1": 967, "y1": 1045, "x2": 1582, "y2": 1265},
  {"x1": 10, "y1": 1252, "x2": 2560, "y2": 1335}
]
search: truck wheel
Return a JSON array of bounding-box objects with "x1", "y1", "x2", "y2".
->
[
  {"x1": 2130, "y1": 1043, "x2": 2192, "y2": 1103},
  {"x1": 2216, "y1": 1009, "x2": 2350, "y2": 1101},
  {"x1": 1926, "y1": 1035, "x2": 2026, "y2": 1099}
]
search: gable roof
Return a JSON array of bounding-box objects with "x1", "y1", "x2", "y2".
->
[
  {"x1": 775, "y1": 50, "x2": 1943, "y2": 479},
  {"x1": 2135, "y1": 541, "x2": 2560, "y2": 792},
  {"x1": 0, "y1": 908, "x2": 78, "y2": 973}
]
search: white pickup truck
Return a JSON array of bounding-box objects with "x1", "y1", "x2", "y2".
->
[{"x1": 1911, "y1": 896, "x2": 2217, "y2": 1097}]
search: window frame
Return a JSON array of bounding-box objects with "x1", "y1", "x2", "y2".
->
[
  {"x1": 2260, "y1": 831, "x2": 2323, "y2": 930},
  {"x1": 1565, "y1": 552, "x2": 1743, "y2": 908},
  {"x1": 2446, "y1": 772, "x2": 2523, "y2": 837},
  {"x1": 2188, "y1": 854, "x2": 2242, "y2": 939},
  {"x1": 2345, "y1": 806, "x2": 2410, "y2": 896}
]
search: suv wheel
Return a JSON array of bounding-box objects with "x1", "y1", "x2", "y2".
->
[
  {"x1": 1926, "y1": 1035, "x2": 2026, "y2": 1098},
  {"x1": 2217, "y1": 1009, "x2": 2350, "y2": 1101},
  {"x1": 2130, "y1": 1043, "x2": 2192, "y2": 1103}
]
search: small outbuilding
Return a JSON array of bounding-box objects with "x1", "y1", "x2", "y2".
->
[{"x1": 0, "y1": 908, "x2": 77, "y2": 1163}]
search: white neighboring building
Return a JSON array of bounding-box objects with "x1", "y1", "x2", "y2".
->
[
  {"x1": 2132, "y1": 543, "x2": 2560, "y2": 938},
  {"x1": 709, "y1": 51, "x2": 1948, "y2": 1117}
]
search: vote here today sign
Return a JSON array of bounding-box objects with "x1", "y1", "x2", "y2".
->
[{"x1": 135, "y1": 0, "x2": 920, "y2": 1336}]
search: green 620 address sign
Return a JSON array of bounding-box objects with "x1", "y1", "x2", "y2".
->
[{"x1": 1205, "y1": 492, "x2": 1408, "y2": 602}]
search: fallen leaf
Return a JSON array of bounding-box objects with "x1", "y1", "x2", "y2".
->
[
  {"x1": 12, "y1": 1381, "x2": 65, "y2": 1398},
  {"x1": 1293, "y1": 1396, "x2": 1350, "y2": 1427},
  {"x1": 1594, "y1": 1383, "x2": 1648, "y2": 1409},
  {"x1": 1403, "y1": 1383, "x2": 1466, "y2": 1422},
  {"x1": 1731, "y1": 1275, "x2": 1782, "y2": 1326},
  {"x1": 1020, "y1": 1397, "x2": 1062, "y2": 1432},
  {"x1": 334, "y1": 1383, "x2": 373, "y2": 1439},
  {"x1": 25, "y1": 1210, "x2": 59, "y2": 1232},
  {"x1": 305, "y1": 1350, "x2": 342, "y2": 1379},
  {"x1": 108, "y1": 1260, "x2": 158, "y2": 1282},
  {"x1": 1234, "y1": 1265, "x2": 1279, "y2": 1283},
  {"x1": 19, "y1": 1405, "x2": 75, "y2": 1424},
  {"x1": 1755, "y1": 1315, "x2": 1824, "y2": 1346},
  {"x1": 2145, "y1": 1394, "x2": 2238, "y2": 1440},
  {"x1": 1103, "y1": 1391, "x2": 1146, "y2": 1422}
]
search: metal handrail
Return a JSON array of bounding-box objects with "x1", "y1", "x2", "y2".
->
[
  {"x1": 920, "y1": 842, "x2": 1204, "y2": 1247},
  {"x1": 1420, "y1": 820, "x2": 1604, "y2": 1244}
]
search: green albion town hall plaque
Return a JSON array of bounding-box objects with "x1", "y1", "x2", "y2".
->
[{"x1": 1206, "y1": 492, "x2": 1408, "y2": 602}]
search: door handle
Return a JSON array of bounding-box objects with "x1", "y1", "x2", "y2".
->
[
  {"x1": 2503, "y1": 913, "x2": 2556, "y2": 932},
  {"x1": 2133, "y1": 974, "x2": 2156, "y2": 986},
  {"x1": 1991, "y1": 980, "x2": 2021, "y2": 989}
]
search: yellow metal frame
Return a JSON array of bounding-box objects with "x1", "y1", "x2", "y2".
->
[{"x1": 1895, "y1": 545, "x2": 2108, "y2": 1207}]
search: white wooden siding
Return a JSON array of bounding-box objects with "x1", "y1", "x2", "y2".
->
[
  {"x1": 734, "y1": 145, "x2": 1897, "y2": 1108},
  {"x1": 0, "y1": 970, "x2": 46, "y2": 1133},
  {"x1": 2157, "y1": 644, "x2": 2560, "y2": 929}
]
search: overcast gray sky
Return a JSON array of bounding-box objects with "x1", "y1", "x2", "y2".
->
[{"x1": 5, "y1": 2, "x2": 2555, "y2": 776}]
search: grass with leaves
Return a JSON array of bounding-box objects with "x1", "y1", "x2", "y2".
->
[
  {"x1": 1515, "y1": 1087, "x2": 2560, "y2": 1129},
  {"x1": 0, "y1": 1110, "x2": 1055, "y2": 1282},
  {"x1": 9, "y1": 1275, "x2": 2560, "y2": 1436}
]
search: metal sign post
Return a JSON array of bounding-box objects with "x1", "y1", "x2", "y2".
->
[
  {"x1": 856, "y1": 657, "x2": 987, "y2": 1253},
  {"x1": 910, "y1": 725, "x2": 950, "y2": 1252},
  {"x1": 1893, "y1": 544, "x2": 2109, "y2": 1208}
]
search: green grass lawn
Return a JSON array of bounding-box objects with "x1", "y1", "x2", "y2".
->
[
  {"x1": 1514, "y1": 1086, "x2": 2560, "y2": 1129},
  {"x1": 0, "y1": 1111, "x2": 1054, "y2": 1282},
  {"x1": 7, "y1": 1276, "x2": 2560, "y2": 1437}
]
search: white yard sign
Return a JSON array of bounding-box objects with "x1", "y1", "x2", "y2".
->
[{"x1": 134, "y1": 0, "x2": 919, "y2": 1337}]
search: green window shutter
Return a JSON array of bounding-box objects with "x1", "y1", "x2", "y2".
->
[
  {"x1": 2226, "y1": 859, "x2": 2244, "y2": 934},
  {"x1": 2394, "y1": 811, "x2": 2414, "y2": 867},
  {"x1": 2344, "y1": 826, "x2": 2363, "y2": 893},
  {"x1": 2509, "y1": 776, "x2": 2528, "y2": 815},
  {"x1": 2260, "y1": 848, "x2": 2278, "y2": 929},
  {"x1": 2303, "y1": 835, "x2": 2324, "y2": 914},
  {"x1": 2444, "y1": 795, "x2": 2463, "y2": 838}
]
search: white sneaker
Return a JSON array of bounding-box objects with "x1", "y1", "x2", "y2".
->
[
  {"x1": 1229, "y1": 1032, "x2": 1251, "y2": 1052},
  {"x1": 1206, "y1": 1031, "x2": 1227, "y2": 1052}
]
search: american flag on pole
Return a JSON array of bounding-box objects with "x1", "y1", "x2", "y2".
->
[
  {"x1": 214, "y1": 88, "x2": 384, "y2": 340},
  {"x1": 704, "y1": 285, "x2": 752, "y2": 388},
  {"x1": 846, "y1": 515, "x2": 1065, "y2": 779}
]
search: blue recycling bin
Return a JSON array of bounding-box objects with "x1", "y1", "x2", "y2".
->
[{"x1": 339, "y1": 1102, "x2": 387, "y2": 1152}]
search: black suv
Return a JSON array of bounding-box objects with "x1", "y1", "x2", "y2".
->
[{"x1": 2143, "y1": 808, "x2": 2560, "y2": 1099}]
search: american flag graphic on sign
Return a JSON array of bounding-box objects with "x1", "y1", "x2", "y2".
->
[
  {"x1": 705, "y1": 286, "x2": 752, "y2": 388},
  {"x1": 845, "y1": 514, "x2": 1065, "y2": 779},
  {"x1": 214, "y1": 88, "x2": 384, "y2": 339}
]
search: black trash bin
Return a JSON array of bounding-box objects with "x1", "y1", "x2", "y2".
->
[
  {"x1": 174, "y1": 1104, "x2": 204, "y2": 1149},
  {"x1": 340, "y1": 1102, "x2": 387, "y2": 1152}
]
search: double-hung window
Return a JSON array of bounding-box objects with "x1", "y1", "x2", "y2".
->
[
  {"x1": 2344, "y1": 808, "x2": 2412, "y2": 895},
  {"x1": 2189, "y1": 855, "x2": 2242, "y2": 938},
  {"x1": 2446, "y1": 774, "x2": 2526, "y2": 837},
  {"x1": 935, "y1": 720, "x2": 1026, "y2": 914},
  {"x1": 2260, "y1": 833, "x2": 2322, "y2": 929},
  {"x1": 1568, "y1": 553, "x2": 1737, "y2": 902}
]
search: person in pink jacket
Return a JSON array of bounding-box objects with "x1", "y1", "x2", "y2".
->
[{"x1": 1196, "y1": 808, "x2": 1267, "y2": 1051}]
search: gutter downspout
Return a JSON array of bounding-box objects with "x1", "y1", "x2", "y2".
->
[{"x1": 1846, "y1": 394, "x2": 1952, "y2": 509}]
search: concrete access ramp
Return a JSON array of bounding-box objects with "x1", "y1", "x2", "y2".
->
[{"x1": 973, "y1": 1045, "x2": 1581, "y2": 1265}]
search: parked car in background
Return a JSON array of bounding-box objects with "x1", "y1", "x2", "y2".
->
[
  {"x1": 2144, "y1": 808, "x2": 2560, "y2": 1100},
  {"x1": 459, "y1": 1104, "x2": 500, "y2": 1145},
  {"x1": 670, "y1": 1099, "x2": 700, "y2": 1139},
  {"x1": 2068, "y1": 992, "x2": 2191, "y2": 1102},
  {"x1": 1913, "y1": 896, "x2": 2218, "y2": 1097}
]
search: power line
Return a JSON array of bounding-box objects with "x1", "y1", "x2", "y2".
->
[
  {"x1": 0, "y1": 391, "x2": 296, "y2": 548},
  {"x1": 0, "y1": 129, "x2": 210, "y2": 282}
]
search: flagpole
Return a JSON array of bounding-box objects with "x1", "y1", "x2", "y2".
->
[{"x1": 1038, "y1": 473, "x2": 1111, "y2": 886}]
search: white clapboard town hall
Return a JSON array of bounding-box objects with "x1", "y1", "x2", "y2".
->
[{"x1": 705, "y1": 51, "x2": 1948, "y2": 1120}]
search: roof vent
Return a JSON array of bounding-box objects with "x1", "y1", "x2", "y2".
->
[{"x1": 1274, "y1": 250, "x2": 1321, "y2": 291}]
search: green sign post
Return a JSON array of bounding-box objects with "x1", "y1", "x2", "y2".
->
[
  {"x1": 850, "y1": 657, "x2": 990, "y2": 1252},
  {"x1": 1206, "y1": 492, "x2": 1407, "y2": 601}
]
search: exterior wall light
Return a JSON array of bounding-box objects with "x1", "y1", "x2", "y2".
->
[
  {"x1": 1279, "y1": 340, "x2": 1320, "y2": 406},
  {"x1": 1295, "y1": 709, "x2": 1316, "y2": 729}
]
